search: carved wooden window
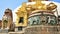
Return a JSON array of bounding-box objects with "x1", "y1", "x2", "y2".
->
[
  {"x1": 19, "y1": 17, "x2": 24, "y2": 23},
  {"x1": 28, "y1": 16, "x2": 41, "y2": 25},
  {"x1": 47, "y1": 16, "x2": 57, "y2": 25},
  {"x1": 18, "y1": 26, "x2": 22, "y2": 31}
]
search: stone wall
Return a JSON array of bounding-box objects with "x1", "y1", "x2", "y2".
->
[
  {"x1": 8, "y1": 25, "x2": 60, "y2": 34},
  {"x1": 24, "y1": 25, "x2": 60, "y2": 34}
]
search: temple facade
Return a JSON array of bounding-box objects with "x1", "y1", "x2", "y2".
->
[
  {"x1": 28, "y1": 10, "x2": 57, "y2": 26},
  {"x1": 15, "y1": 0, "x2": 58, "y2": 32},
  {"x1": 15, "y1": 2, "x2": 28, "y2": 31}
]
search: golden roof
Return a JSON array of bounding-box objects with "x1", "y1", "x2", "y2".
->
[{"x1": 16, "y1": 1, "x2": 57, "y2": 15}]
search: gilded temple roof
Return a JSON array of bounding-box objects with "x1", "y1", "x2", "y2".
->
[{"x1": 13, "y1": 1, "x2": 60, "y2": 22}]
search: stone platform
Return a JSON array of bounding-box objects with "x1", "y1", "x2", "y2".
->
[
  {"x1": 0, "y1": 25, "x2": 60, "y2": 34},
  {"x1": 24, "y1": 25, "x2": 60, "y2": 34},
  {"x1": 0, "y1": 29, "x2": 8, "y2": 34}
]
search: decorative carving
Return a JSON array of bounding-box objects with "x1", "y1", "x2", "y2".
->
[{"x1": 47, "y1": 3, "x2": 57, "y2": 10}]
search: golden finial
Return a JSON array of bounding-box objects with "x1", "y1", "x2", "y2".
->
[
  {"x1": 26, "y1": 5, "x2": 32, "y2": 11},
  {"x1": 22, "y1": 2, "x2": 26, "y2": 7},
  {"x1": 20, "y1": 2, "x2": 26, "y2": 11},
  {"x1": 35, "y1": 1, "x2": 46, "y2": 10},
  {"x1": 47, "y1": 2, "x2": 57, "y2": 10}
]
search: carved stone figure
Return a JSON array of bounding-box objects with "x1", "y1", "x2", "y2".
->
[{"x1": 2, "y1": 8, "x2": 13, "y2": 29}]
